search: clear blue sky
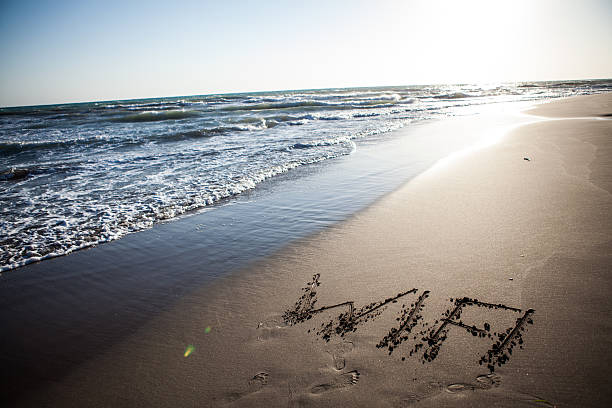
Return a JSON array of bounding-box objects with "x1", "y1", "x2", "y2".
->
[{"x1": 1, "y1": 0, "x2": 611, "y2": 107}]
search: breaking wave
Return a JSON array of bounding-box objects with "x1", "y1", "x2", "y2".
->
[{"x1": 111, "y1": 110, "x2": 201, "y2": 122}]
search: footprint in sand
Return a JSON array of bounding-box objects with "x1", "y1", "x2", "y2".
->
[
  {"x1": 399, "y1": 393, "x2": 420, "y2": 407},
  {"x1": 475, "y1": 373, "x2": 501, "y2": 389},
  {"x1": 399, "y1": 382, "x2": 444, "y2": 406},
  {"x1": 325, "y1": 341, "x2": 354, "y2": 371},
  {"x1": 310, "y1": 370, "x2": 360, "y2": 394},
  {"x1": 446, "y1": 373, "x2": 502, "y2": 394},
  {"x1": 445, "y1": 383, "x2": 476, "y2": 393},
  {"x1": 256, "y1": 318, "x2": 288, "y2": 341},
  {"x1": 248, "y1": 372, "x2": 270, "y2": 388},
  {"x1": 221, "y1": 372, "x2": 270, "y2": 403}
]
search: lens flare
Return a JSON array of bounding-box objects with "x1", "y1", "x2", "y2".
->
[{"x1": 184, "y1": 344, "x2": 195, "y2": 357}]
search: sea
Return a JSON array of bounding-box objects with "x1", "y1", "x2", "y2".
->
[{"x1": 1, "y1": 80, "x2": 611, "y2": 272}]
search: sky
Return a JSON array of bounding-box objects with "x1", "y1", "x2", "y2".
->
[{"x1": 1, "y1": 0, "x2": 611, "y2": 107}]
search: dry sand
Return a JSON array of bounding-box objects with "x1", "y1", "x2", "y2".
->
[{"x1": 15, "y1": 93, "x2": 612, "y2": 407}]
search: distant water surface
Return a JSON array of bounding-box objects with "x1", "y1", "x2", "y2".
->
[{"x1": 1, "y1": 80, "x2": 611, "y2": 271}]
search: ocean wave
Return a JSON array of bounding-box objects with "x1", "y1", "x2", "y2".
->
[
  {"x1": 291, "y1": 143, "x2": 314, "y2": 149},
  {"x1": 353, "y1": 112, "x2": 381, "y2": 118},
  {"x1": 218, "y1": 100, "x2": 334, "y2": 112},
  {"x1": 217, "y1": 99, "x2": 406, "y2": 114},
  {"x1": 143, "y1": 119, "x2": 288, "y2": 144},
  {"x1": 290, "y1": 136, "x2": 352, "y2": 150},
  {"x1": 150, "y1": 126, "x2": 253, "y2": 143},
  {"x1": 111, "y1": 110, "x2": 201, "y2": 123},
  {"x1": 0, "y1": 106, "x2": 76, "y2": 117},
  {"x1": 225, "y1": 116, "x2": 265, "y2": 125},
  {"x1": 23, "y1": 122, "x2": 53, "y2": 130},
  {"x1": 0, "y1": 139, "x2": 83, "y2": 155},
  {"x1": 547, "y1": 80, "x2": 594, "y2": 88},
  {"x1": 0, "y1": 168, "x2": 31, "y2": 181},
  {"x1": 361, "y1": 93, "x2": 403, "y2": 102},
  {"x1": 0, "y1": 136, "x2": 140, "y2": 155},
  {"x1": 0, "y1": 163, "x2": 84, "y2": 181},
  {"x1": 223, "y1": 114, "x2": 323, "y2": 129},
  {"x1": 432, "y1": 92, "x2": 476, "y2": 99},
  {"x1": 347, "y1": 99, "x2": 401, "y2": 107}
]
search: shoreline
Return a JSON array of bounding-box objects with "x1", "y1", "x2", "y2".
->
[{"x1": 4, "y1": 93, "x2": 612, "y2": 407}]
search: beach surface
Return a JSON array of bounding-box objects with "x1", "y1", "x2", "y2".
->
[{"x1": 8, "y1": 93, "x2": 612, "y2": 407}]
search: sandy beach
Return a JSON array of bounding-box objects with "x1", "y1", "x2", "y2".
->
[{"x1": 6, "y1": 93, "x2": 612, "y2": 407}]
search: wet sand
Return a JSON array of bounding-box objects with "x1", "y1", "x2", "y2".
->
[{"x1": 10, "y1": 93, "x2": 612, "y2": 407}]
